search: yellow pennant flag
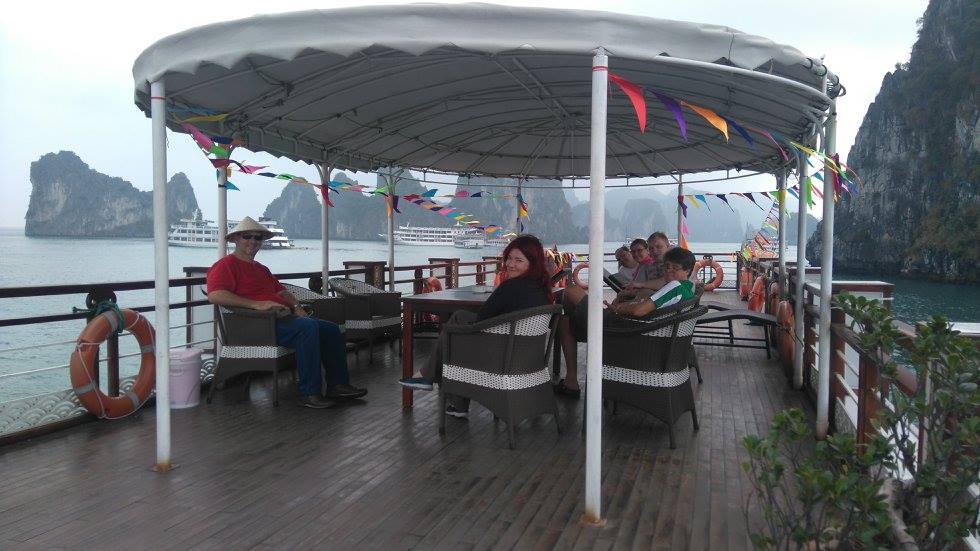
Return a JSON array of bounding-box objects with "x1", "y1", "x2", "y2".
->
[
  {"x1": 681, "y1": 101, "x2": 729, "y2": 142},
  {"x1": 180, "y1": 113, "x2": 229, "y2": 123}
]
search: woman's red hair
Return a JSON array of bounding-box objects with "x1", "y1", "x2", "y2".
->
[{"x1": 501, "y1": 234, "x2": 554, "y2": 303}]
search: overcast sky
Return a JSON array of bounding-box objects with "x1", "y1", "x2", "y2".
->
[{"x1": 0, "y1": 0, "x2": 927, "y2": 227}]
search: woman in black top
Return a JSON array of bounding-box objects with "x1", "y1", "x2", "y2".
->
[{"x1": 399, "y1": 234, "x2": 553, "y2": 416}]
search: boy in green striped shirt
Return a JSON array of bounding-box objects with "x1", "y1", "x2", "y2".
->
[{"x1": 607, "y1": 247, "x2": 696, "y2": 317}]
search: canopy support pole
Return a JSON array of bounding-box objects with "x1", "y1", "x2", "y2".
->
[
  {"x1": 816, "y1": 100, "x2": 837, "y2": 439},
  {"x1": 217, "y1": 168, "x2": 228, "y2": 259},
  {"x1": 583, "y1": 47, "x2": 608, "y2": 526},
  {"x1": 317, "y1": 164, "x2": 332, "y2": 292},
  {"x1": 150, "y1": 79, "x2": 172, "y2": 472},
  {"x1": 676, "y1": 176, "x2": 683, "y2": 246},
  {"x1": 777, "y1": 170, "x2": 787, "y2": 296},
  {"x1": 793, "y1": 157, "x2": 808, "y2": 390},
  {"x1": 385, "y1": 167, "x2": 397, "y2": 291}
]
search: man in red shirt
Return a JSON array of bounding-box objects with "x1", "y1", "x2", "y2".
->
[{"x1": 207, "y1": 217, "x2": 366, "y2": 408}]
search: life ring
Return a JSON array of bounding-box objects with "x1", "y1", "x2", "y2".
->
[
  {"x1": 738, "y1": 268, "x2": 752, "y2": 300},
  {"x1": 572, "y1": 262, "x2": 589, "y2": 289},
  {"x1": 765, "y1": 281, "x2": 781, "y2": 316},
  {"x1": 776, "y1": 300, "x2": 795, "y2": 371},
  {"x1": 747, "y1": 276, "x2": 766, "y2": 312},
  {"x1": 493, "y1": 270, "x2": 507, "y2": 287},
  {"x1": 693, "y1": 259, "x2": 725, "y2": 292},
  {"x1": 69, "y1": 309, "x2": 156, "y2": 419}
]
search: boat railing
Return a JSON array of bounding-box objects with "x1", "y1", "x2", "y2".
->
[{"x1": 746, "y1": 258, "x2": 976, "y2": 472}]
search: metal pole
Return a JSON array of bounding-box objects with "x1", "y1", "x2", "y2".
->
[
  {"x1": 676, "y1": 176, "x2": 683, "y2": 245},
  {"x1": 150, "y1": 79, "x2": 172, "y2": 471},
  {"x1": 777, "y1": 170, "x2": 787, "y2": 297},
  {"x1": 217, "y1": 169, "x2": 228, "y2": 259},
  {"x1": 386, "y1": 168, "x2": 396, "y2": 292},
  {"x1": 816, "y1": 99, "x2": 837, "y2": 439},
  {"x1": 584, "y1": 47, "x2": 608, "y2": 525},
  {"x1": 793, "y1": 156, "x2": 809, "y2": 390},
  {"x1": 318, "y1": 164, "x2": 332, "y2": 292},
  {"x1": 515, "y1": 179, "x2": 523, "y2": 232}
]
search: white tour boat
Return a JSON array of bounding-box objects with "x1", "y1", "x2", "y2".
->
[{"x1": 168, "y1": 211, "x2": 294, "y2": 249}]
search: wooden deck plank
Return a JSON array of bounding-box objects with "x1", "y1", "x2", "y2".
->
[{"x1": 0, "y1": 291, "x2": 811, "y2": 549}]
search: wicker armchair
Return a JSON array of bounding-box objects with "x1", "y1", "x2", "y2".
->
[
  {"x1": 439, "y1": 304, "x2": 563, "y2": 449},
  {"x1": 598, "y1": 304, "x2": 709, "y2": 449},
  {"x1": 328, "y1": 278, "x2": 401, "y2": 363},
  {"x1": 207, "y1": 306, "x2": 295, "y2": 406},
  {"x1": 207, "y1": 284, "x2": 339, "y2": 406}
]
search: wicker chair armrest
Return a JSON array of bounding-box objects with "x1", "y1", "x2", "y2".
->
[
  {"x1": 443, "y1": 304, "x2": 561, "y2": 334},
  {"x1": 604, "y1": 305, "x2": 708, "y2": 336},
  {"x1": 304, "y1": 297, "x2": 345, "y2": 325},
  {"x1": 219, "y1": 307, "x2": 280, "y2": 346},
  {"x1": 368, "y1": 292, "x2": 401, "y2": 317},
  {"x1": 282, "y1": 282, "x2": 329, "y2": 301}
]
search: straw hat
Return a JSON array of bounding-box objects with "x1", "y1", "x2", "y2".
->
[{"x1": 227, "y1": 216, "x2": 273, "y2": 240}]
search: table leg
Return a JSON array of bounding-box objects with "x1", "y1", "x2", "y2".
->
[{"x1": 401, "y1": 302, "x2": 414, "y2": 408}]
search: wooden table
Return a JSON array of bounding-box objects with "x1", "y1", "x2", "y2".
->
[{"x1": 400, "y1": 285, "x2": 493, "y2": 408}]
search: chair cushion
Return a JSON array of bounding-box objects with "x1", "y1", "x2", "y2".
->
[{"x1": 602, "y1": 365, "x2": 691, "y2": 387}]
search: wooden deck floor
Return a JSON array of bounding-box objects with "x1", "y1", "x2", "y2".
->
[{"x1": 0, "y1": 291, "x2": 809, "y2": 550}]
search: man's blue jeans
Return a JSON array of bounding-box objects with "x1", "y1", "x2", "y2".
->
[{"x1": 275, "y1": 317, "x2": 349, "y2": 396}]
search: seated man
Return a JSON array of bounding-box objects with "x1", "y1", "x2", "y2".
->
[
  {"x1": 206, "y1": 217, "x2": 367, "y2": 409},
  {"x1": 623, "y1": 231, "x2": 671, "y2": 292},
  {"x1": 553, "y1": 246, "x2": 696, "y2": 397}
]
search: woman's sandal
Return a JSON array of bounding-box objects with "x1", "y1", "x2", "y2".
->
[{"x1": 553, "y1": 379, "x2": 581, "y2": 398}]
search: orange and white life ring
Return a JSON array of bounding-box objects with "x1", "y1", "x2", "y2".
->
[
  {"x1": 693, "y1": 259, "x2": 725, "y2": 292},
  {"x1": 776, "y1": 300, "x2": 795, "y2": 370},
  {"x1": 69, "y1": 309, "x2": 156, "y2": 419},
  {"x1": 747, "y1": 276, "x2": 766, "y2": 312},
  {"x1": 572, "y1": 262, "x2": 589, "y2": 289}
]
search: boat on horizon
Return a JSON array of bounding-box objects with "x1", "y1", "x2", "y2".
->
[{"x1": 168, "y1": 210, "x2": 294, "y2": 249}]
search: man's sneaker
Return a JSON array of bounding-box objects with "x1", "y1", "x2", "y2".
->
[
  {"x1": 324, "y1": 384, "x2": 368, "y2": 399},
  {"x1": 298, "y1": 395, "x2": 336, "y2": 409},
  {"x1": 399, "y1": 376, "x2": 434, "y2": 391},
  {"x1": 445, "y1": 405, "x2": 469, "y2": 419}
]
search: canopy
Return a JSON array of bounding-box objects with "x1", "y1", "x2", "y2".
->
[{"x1": 133, "y1": 3, "x2": 840, "y2": 178}]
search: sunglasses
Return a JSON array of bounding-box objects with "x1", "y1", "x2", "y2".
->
[{"x1": 239, "y1": 233, "x2": 265, "y2": 241}]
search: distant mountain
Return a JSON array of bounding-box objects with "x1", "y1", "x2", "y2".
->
[
  {"x1": 808, "y1": 0, "x2": 978, "y2": 282},
  {"x1": 25, "y1": 151, "x2": 198, "y2": 238}
]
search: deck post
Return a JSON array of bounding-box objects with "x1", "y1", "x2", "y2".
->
[
  {"x1": 777, "y1": 170, "x2": 787, "y2": 297},
  {"x1": 816, "y1": 100, "x2": 837, "y2": 439},
  {"x1": 385, "y1": 167, "x2": 397, "y2": 292},
  {"x1": 217, "y1": 167, "x2": 228, "y2": 259},
  {"x1": 583, "y1": 47, "x2": 608, "y2": 525},
  {"x1": 318, "y1": 164, "x2": 332, "y2": 292},
  {"x1": 793, "y1": 153, "x2": 809, "y2": 390},
  {"x1": 150, "y1": 79, "x2": 172, "y2": 471}
]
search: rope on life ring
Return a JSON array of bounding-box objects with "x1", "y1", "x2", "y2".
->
[
  {"x1": 571, "y1": 262, "x2": 589, "y2": 289},
  {"x1": 748, "y1": 276, "x2": 766, "y2": 312},
  {"x1": 69, "y1": 309, "x2": 156, "y2": 419},
  {"x1": 693, "y1": 259, "x2": 725, "y2": 292},
  {"x1": 423, "y1": 276, "x2": 443, "y2": 293},
  {"x1": 738, "y1": 268, "x2": 752, "y2": 300}
]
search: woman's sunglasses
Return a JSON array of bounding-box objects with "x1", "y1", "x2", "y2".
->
[{"x1": 239, "y1": 233, "x2": 265, "y2": 241}]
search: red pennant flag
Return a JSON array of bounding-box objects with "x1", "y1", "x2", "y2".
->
[
  {"x1": 608, "y1": 73, "x2": 646, "y2": 133},
  {"x1": 317, "y1": 184, "x2": 334, "y2": 207}
]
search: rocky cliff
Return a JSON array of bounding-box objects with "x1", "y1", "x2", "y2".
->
[
  {"x1": 25, "y1": 151, "x2": 199, "y2": 237},
  {"x1": 808, "y1": 0, "x2": 979, "y2": 282}
]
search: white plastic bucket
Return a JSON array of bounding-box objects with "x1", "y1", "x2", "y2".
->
[{"x1": 169, "y1": 348, "x2": 202, "y2": 409}]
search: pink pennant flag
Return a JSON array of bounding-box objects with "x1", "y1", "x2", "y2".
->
[
  {"x1": 180, "y1": 123, "x2": 214, "y2": 152},
  {"x1": 749, "y1": 127, "x2": 789, "y2": 161},
  {"x1": 317, "y1": 184, "x2": 334, "y2": 207},
  {"x1": 210, "y1": 159, "x2": 232, "y2": 168},
  {"x1": 239, "y1": 165, "x2": 267, "y2": 174},
  {"x1": 455, "y1": 190, "x2": 470, "y2": 198}
]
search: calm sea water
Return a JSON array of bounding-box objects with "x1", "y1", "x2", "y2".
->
[{"x1": 1, "y1": 227, "x2": 976, "y2": 402}]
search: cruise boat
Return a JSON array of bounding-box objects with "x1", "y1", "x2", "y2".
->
[
  {"x1": 382, "y1": 223, "x2": 474, "y2": 246},
  {"x1": 168, "y1": 210, "x2": 294, "y2": 249},
  {"x1": 452, "y1": 228, "x2": 485, "y2": 249}
]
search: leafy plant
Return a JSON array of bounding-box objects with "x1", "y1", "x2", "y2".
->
[
  {"x1": 742, "y1": 409, "x2": 894, "y2": 550},
  {"x1": 835, "y1": 293, "x2": 980, "y2": 549},
  {"x1": 742, "y1": 294, "x2": 979, "y2": 549}
]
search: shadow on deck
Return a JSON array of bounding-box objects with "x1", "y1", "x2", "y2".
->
[{"x1": 0, "y1": 291, "x2": 809, "y2": 550}]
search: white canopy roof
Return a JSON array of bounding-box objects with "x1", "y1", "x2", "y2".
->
[{"x1": 133, "y1": 3, "x2": 840, "y2": 178}]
